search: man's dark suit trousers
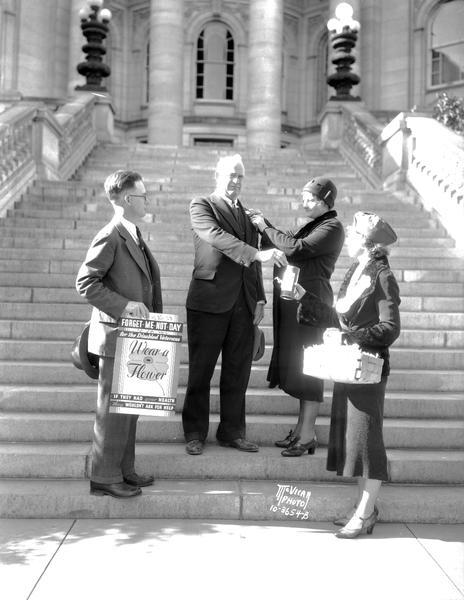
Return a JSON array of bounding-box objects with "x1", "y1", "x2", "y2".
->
[
  {"x1": 182, "y1": 289, "x2": 254, "y2": 443},
  {"x1": 90, "y1": 356, "x2": 138, "y2": 483}
]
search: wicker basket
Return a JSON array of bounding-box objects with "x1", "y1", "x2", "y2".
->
[{"x1": 303, "y1": 342, "x2": 384, "y2": 384}]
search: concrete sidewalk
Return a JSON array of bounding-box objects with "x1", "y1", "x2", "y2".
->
[{"x1": 1, "y1": 519, "x2": 463, "y2": 600}]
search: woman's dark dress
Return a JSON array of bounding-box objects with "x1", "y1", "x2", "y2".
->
[
  {"x1": 298, "y1": 255, "x2": 401, "y2": 481},
  {"x1": 261, "y1": 211, "x2": 344, "y2": 401}
]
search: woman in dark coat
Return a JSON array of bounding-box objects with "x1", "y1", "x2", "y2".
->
[
  {"x1": 250, "y1": 177, "x2": 344, "y2": 456},
  {"x1": 295, "y1": 211, "x2": 401, "y2": 538}
]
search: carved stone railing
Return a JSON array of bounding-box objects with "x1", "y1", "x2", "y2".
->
[
  {"x1": 318, "y1": 102, "x2": 384, "y2": 188},
  {"x1": 0, "y1": 105, "x2": 37, "y2": 216},
  {"x1": 378, "y1": 112, "x2": 464, "y2": 250},
  {"x1": 319, "y1": 103, "x2": 464, "y2": 250},
  {"x1": 340, "y1": 105, "x2": 383, "y2": 187},
  {"x1": 0, "y1": 92, "x2": 105, "y2": 216},
  {"x1": 32, "y1": 93, "x2": 97, "y2": 181}
]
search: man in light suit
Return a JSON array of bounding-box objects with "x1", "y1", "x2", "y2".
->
[
  {"x1": 182, "y1": 154, "x2": 287, "y2": 455},
  {"x1": 76, "y1": 170, "x2": 162, "y2": 498}
]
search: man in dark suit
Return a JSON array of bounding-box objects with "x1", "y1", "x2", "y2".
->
[
  {"x1": 76, "y1": 170, "x2": 163, "y2": 498},
  {"x1": 182, "y1": 154, "x2": 287, "y2": 455}
]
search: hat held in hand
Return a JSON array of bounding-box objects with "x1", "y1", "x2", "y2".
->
[
  {"x1": 353, "y1": 211, "x2": 397, "y2": 245},
  {"x1": 71, "y1": 323, "x2": 99, "y2": 380},
  {"x1": 253, "y1": 326, "x2": 265, "y2": 361}
]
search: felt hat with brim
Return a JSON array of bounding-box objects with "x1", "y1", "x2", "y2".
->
[
  {"x1": 71, "y1": 323, "x2": 99, "y2": 380},
  {"x1": 353, "y1": 211, "x2": 397, "y2": 245},
  {"x1": 253, "y1": 326, "x2": 265, "y2": 361}
]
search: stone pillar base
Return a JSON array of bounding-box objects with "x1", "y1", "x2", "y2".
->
[
  {"x1": 318, "y1": 103, "x2": 343, "y2": 149},
  {"x1": 94, "y1": 95, "x2": 115, "y2": 143}
]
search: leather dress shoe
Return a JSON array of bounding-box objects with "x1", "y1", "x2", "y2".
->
[
  {"x1": 123, "y1": 473, "x2": 155, "y2": 487},
  {"x1": 281, "y1": 437, "x2": 318, "y2": 457},
  {"x1": 275, "y1": 429, "x2": 300, "y2": 448},
  {"x1": 336, "y1": 510, "x2": 378, "y2": 539},
  {"x1": 186, "y1": 439, "x2": 204, "y2": 455},
  {"x1": 334, "y1": 504, "x2": 379, "y2": 527},
  {"x1": 90, "y1": 481, "x2": 141, "y2": 499},
  {"x1": 218, "y1": 438, "x2": 259, "y2": 452}
]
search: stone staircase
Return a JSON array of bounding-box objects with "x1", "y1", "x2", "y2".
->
[{"x1": 0, "y1": 143, "x2": 463, "y2": 521}]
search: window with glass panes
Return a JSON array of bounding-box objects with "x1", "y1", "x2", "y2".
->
[
  {"x1": 430, "y1": 0, "x2": 464, "y2": 86},
  {"x1": 196, "y1": 23, "x2": 234, "y2": 100}
]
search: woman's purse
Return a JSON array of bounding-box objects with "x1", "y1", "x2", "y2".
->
[{"x1": 303, "y1": 328, "x2": 383, "y2": 384}]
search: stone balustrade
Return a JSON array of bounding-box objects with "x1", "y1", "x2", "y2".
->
[
  {"x1": 319, "y1": 102, "x2": 464, "y2": 250},
  {"x1": 381, "y1": 112, "x2": 464, "y2": 251},
  {"x1": 340, "y1": 105, "x2": 383, "y2": 187},
  {"x1": 0, "y1": 93, "x2": 101, "y2": 217}
]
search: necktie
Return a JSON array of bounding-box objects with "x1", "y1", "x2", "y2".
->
[
  {"x1": 136, "y1": 226, "x2": 152, "y2": 281},
  {"x1": 234, "y1": 200, "x2": 246, "y2": 232}
]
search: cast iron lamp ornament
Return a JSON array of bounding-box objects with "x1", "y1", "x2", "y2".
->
[
  {"x1": 327, "y1": 2, "x2": 361, "y2": 101},
  {"x1": 76, "y1": 0, "x2": 112, "y2": 92}
]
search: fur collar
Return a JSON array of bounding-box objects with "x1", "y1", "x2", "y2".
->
[{"x1": 336, "y1": 255, "x2": 390, "y2": 315}]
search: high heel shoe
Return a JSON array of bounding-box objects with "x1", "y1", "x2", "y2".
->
[
  {"x1": 333, "y1": 504, "x2": 379, "y2": 527},
  {"x1": 281, "y1": 437, "x2": 317, "y2": 457},
  {"x1": 275, "y1": 430, "x2": 299, "y2": 449},
  {"x1": 335, "y1": 510, "x2": 378, "y2": 539}
]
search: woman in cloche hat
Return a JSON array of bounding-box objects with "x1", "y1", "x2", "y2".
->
[
  {"x1": 293, "y1": 211, "x2": 401, "y2": 538},
  {"x1": 250, "y1": 177, "x2": 345, "y2": 457}
]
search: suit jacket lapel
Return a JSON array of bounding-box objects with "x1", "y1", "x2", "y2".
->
[
  {"x1": 209, "y1": 194, "x2": 243, "y2": 238},
  {"x1": 115, "y1": 221, "x2": 151, "y2": 281},
  {"x1": 237, "y1": 199, "x2": 253, "y2": 244}
]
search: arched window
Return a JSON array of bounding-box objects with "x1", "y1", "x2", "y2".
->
[
  {"x1": 430, "y1": 0, "x2": 464, "y2": 86},
  {"x1": 196, "y1": 22, "x2": 234, "y2": 100}
]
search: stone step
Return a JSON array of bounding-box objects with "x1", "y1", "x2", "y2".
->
[
  {"x1": 0, "y1": 213, "x2": 440, "y2": 230},
  {"x1": 0, "y1": 233, "x2": 455, "y2": 257},
  {"x1": 14, "y1": 192, "x2": 420, "y2": 211},
  {"x1": 2, "y1": 286, "x2": 464, "y2": 312},
  {"x1": 0, "y1": 443, "x2": 463, "y2": 484},
  {"x1": 16, "y1": 189, "x2": 418, "y2": 206},
  {"x1": 1, "y1": 385, "x2": 463, "y2": 420},
  {"x1": 79, "y1": 167, "x2": 360, "y2": 180},
  {"x1": 9, "y1": 201, "x2": 434, "y2": 217},
  {"x1": 0, "y1": 413, "x2": 463, "y2": 448},
  {"x1": 2, "y1": 319, "x2": 462, "y2": 349},
  {"x1": 2, "y1": 361, "x2": 461, "y2": 390},
  {"x1": 0, "y1": 224, "x2": 451, "y2": 240},
  {"x1": 0, "y1": 272, "x2": 463, "y2": 296},
  {"x1": 1, "y1": 244, "x2": 460, "y2": 261},
  {"x1": 1, "y1": 302, "x2": 464, "y2": 330},
  {"x1": 0, "y1": 338, "x2": 463, "y2": 370},
  {"x1": 0, "y1": 256, "x2": 462, "y2": 274},
  {"x1": 1, "y1": 478, "x2": 462, "y2": 521},
  {"x1": 1, "y1": 231, "x2": 457, "y2": 249}
]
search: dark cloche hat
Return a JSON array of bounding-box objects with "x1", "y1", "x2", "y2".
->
[
  {"x1": 303, "y1": 177, "x2": 337, "y2": 208},
  {"x1": 353, "y1": 211, "x2": 398, "y2": 245},
  {"x1": 70, "y1": 323, "x2": 99, "y2": 380}
]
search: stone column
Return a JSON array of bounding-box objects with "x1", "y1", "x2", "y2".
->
[
  {"x1": 246, "y1": 0, "x2": 283, "y2": 149},
  {"x1": 148, "y1": 0, "x2": 184, "y2": 146},
  {"x1": 68, "y1": 0, "x2": 87, "y2": 95}
]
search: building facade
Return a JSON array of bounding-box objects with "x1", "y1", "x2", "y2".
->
[{"x1": 1, "y1": 0, "x2": 463, "y2": 146}]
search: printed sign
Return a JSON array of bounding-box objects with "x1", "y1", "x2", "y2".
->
[{"x1": 109, "y1": 313, "x2": 183, "y2": 417}]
